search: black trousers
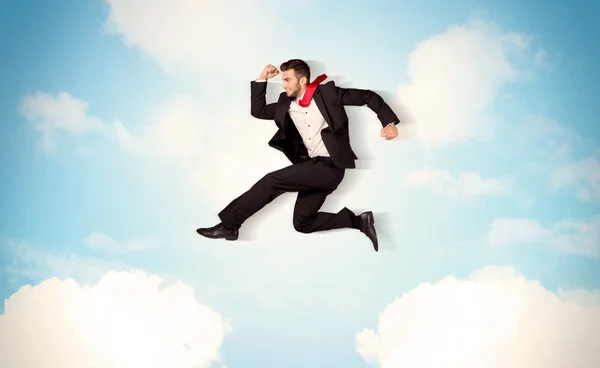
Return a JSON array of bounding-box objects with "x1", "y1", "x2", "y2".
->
[{"x1": 218, "y1": 156, "x2": 355, "y2": 233}]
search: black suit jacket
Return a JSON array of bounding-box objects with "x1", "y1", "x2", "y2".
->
[{"x1": 250, "y1": 80, "x2": 399, "y2": 169}]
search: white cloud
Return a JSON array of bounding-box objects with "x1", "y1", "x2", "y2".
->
[
  {"x1": 0, "y1": 269, "x2": 229, "y2": 368},
  {"x1": 355, "y1": 266, "x2": 600, "y2": 368},
  {"x1": 404, "y1": 168, "x2": 512, "y2": 201},
  {"x1": 84, "y1": 232, "x2": 152, "y2": 253},
  {"x1": 489, "y1": 215, "x2": 600, "y2": 258},
  {"x1": 103, "y1": 0, "x2": 284, "y2": 77},
  {"x1": 550, "y1": 155, "x2": 600, "y2": 203},
  {"x1": 396, "y1": 19, "x2": 534, "y2": 147},
  {"x1": 19, "y1": 91, "x2": 116, "y2": 152}
]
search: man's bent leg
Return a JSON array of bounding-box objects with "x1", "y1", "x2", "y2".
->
[
  {"x1": 292, "y1": 190, "x2": 379, "y2": 250},
  {"x1": 217, "y1": 159, "x2": 344, "y2": 230},
  {"x1": 217, "y1": 171, "x2": 287, "y2": 230},
  {"x1": 290, "y1": 161, "x2": 380, "y2": 250},
  {"x1": 292, "y1": 189, "x2": 355, "y2": 233},
  {"x1": 292, "y1": 190, "x2": 379, "y2": 251},
  {"x1": 197, "y1": 170, "x2": 292, "y2": 240}
]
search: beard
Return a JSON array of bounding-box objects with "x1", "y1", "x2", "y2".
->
[{"x1": 287, "y1": 86, "x2": 301, "y2": 98}]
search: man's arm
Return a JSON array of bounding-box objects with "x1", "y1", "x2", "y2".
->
[
  {"x1": 250, "y1": 64, "x2": 280, "y2": 120},
  {"x1": 335, "y1": 86, "x2": 400, "y2": 127},
  {"x1": 250, "y1": 80, "x2": 277, "y2": 120}
]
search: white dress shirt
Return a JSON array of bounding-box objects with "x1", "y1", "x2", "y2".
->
[{"x1": 256, "y1": 79, "x2": 330, "y2": 157}]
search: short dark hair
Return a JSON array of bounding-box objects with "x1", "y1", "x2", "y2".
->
[{"x1": 280, "y1": 59, "x2": 311, "y2": 83}]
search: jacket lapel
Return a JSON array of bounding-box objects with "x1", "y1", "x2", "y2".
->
[
  {"x1": 312, "y1": 87, "x2": 335, "y2": 132},
  {"x1": 274, "y1": 94, "x2": 292, "y2": 133}
]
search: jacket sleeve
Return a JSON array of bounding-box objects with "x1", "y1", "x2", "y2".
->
[
  {"x1": 335, "y1": 86, "x2": 400, "y2": 127},
  {"x1": 250, "y1": 80, "x2": 277, "y2": 120}
]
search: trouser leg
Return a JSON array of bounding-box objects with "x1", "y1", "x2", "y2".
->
[
  {"x1": 218, "y1": 157, "x2": 346, "y2": 230},
  {"x1": 292, "y1": 189, "x2": 354, "y2": 233},
  {"x1": 217, "y1": 172, "x2": 285, "y2": 230}
]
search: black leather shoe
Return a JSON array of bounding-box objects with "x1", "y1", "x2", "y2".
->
[
  {"x1": 358, "y1": 211, "x2": 378, "y2": 251},
  {"x1": 196, "y1": 222, "x2": 238, "y2": 241}
]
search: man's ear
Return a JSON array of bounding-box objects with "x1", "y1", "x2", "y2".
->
[{"x1": 300, "y1": 76, "x2": 308, "y2": 86}]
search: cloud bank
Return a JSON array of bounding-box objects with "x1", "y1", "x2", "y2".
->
[
  {"x1": 356, "y1": 266, "x2": 600, "y2": 367},
  {"x1": 0, "y1": 270, "x2": 229, "y2": 368}
]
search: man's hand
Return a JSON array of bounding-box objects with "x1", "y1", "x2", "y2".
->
[
  {"x1": 381, "y1": 123, "x2": 399, "y2": 140},
  {"x1": 259, "y1": 64, "x2": 279, "y2": 80}
]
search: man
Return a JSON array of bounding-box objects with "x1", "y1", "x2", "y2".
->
[{"x1": 196, "y1": 59, "x2": 400, "y2": 251}]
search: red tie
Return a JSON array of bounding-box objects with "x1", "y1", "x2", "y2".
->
[{"x1": 298, "y1": 74, "x2": 327, "y2": 107}]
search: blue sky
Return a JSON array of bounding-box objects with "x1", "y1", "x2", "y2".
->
[{"x1": 1, "y1": 0, "x2": 599, "y2": 367}]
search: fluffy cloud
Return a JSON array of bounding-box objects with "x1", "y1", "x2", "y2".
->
[
  {"x1": 19, "y1": 91, "x2": 116, "y2": 152},
  {"x1": 355, "y1": 266, "x2": 600, "y2": 368},
  {"x1": 404, "y1": 168, "x2": 512, "y2": 201},
  {"x1": 0, "y1": 270, "x2": 229, "y2": 368},
  {"x1": 489, "y1": 215, "x2": 600, "y2": 258},
  {"x1": 396, "y1": 19, "x2": 539, "y2": 147},
  {"x1": 103, "y1": 0, "x2": 283, "y2": 77}
]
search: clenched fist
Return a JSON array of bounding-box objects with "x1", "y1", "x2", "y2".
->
[
  {"x1": 381, "y1": 123, "x2": 399, "y2": 140},
  {"x1": 259, "y1": 64, "x2": 279, "y2": 80}
]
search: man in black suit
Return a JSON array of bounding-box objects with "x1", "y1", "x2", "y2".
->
[{"x1": 196, "y1": 59, "x2": 400, "y2": 251}]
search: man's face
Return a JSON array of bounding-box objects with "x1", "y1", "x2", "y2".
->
[{"x1": 282, "y1": 69, "x2": 304, "y2": 98}]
